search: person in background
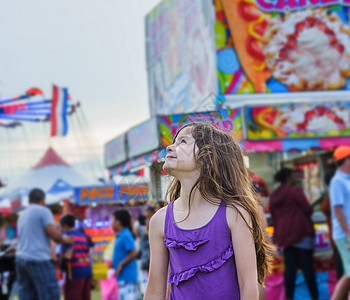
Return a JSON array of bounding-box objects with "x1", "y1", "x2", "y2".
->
[
  {"x1": 269, "y1": 168, "x2": 318, "y2": 300},
  {"x1": 139, "y1": 204, "x2": 156, "y2": 296},
  {"x1": 112, "y1": 209, "x2": 138, "y2": 300},
  {"x1": 59, "y1": 214, "x2": 93, "y2": 300},
  {"x1": 320, "y1": 164, "x2": 344, "y2": 280},
  {"x1": 16, "y1": 188, "x2": 72, "y2": 300},
  {"x1": 155, "y1": 201, "x2": 165, "y2": 212},
  {"x1": 133, "y1": 214, "x2": 146, "y2": 239},
  {"x1": 329, "y1": 146, "x2": 350, "y2": 300},
  {"x1": 76, "y1": 213, "x2": 94, "y2": 249}
]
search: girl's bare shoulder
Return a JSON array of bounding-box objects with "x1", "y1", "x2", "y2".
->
[
  {"x1": 149, "y1": 205, "x2": 167, "y2": 235},
  {"x1": 226, "y1": 202, "x2": 251, "y2": 228}
]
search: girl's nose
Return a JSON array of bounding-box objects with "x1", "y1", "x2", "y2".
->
[{"x1": 166, "y1": 144, "x2": 174, "y2": 153}]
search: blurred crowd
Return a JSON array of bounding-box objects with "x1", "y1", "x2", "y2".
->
[
  {"x1": 1, "y1": 147, "x2": 350, "y2": 300},
  {"x1": 0, "y1": 188, "x2": 164, "y2": 300}
]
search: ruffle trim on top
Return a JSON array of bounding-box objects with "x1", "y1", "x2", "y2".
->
[
  {"x1": 164, "y1": 237, "x2": 209, "y2": 251},
  {"x1": 168, "y1": 243, "x2": 234, "y2": 286}
]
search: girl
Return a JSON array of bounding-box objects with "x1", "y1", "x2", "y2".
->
[
  {"x1": 144, "y1": 123, "x2": 273, "y2": 300},
  {"x1": 112, "y1": 209, "x2": 138, "y2": 300}
]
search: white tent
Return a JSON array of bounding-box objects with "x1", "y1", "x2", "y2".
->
[{"x1": 0, "y1": 147, "x2": 100, "y2": 207}]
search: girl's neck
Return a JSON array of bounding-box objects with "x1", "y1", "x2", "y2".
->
[
  {"x1": 177, "y1": 181, "x2": 206, "y2": 210},
  {"x1": 175, "y1": 170, "x2": 208, "y2": 208}
]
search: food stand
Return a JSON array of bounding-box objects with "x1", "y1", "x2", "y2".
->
[{"x1": 73, "y1": 183, "x2": 150, "y2": 279}]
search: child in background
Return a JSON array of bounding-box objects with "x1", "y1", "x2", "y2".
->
[
  {"x1": 60, "y1": 214, "x2": 93, "y2": 300},
  {"x1": 144, "y1": 123, "x2": 273, "y2": 300},
  {"x1": 139, "y1": 204, "x2": 156, "y2": 296}
]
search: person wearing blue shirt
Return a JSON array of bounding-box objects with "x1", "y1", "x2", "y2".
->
[
  {"x1": 329, "y1": 146, "x2": 350, "y2": 300},
  {"x1": 112, "y1": 209, "x2": 138, "y2": 300}
]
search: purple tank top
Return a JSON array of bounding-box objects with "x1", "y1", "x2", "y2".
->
[{"x1": 164, "y1": 201, "x2": 240, "y2": 300}]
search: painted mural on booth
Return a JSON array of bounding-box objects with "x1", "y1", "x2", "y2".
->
[
  {"x1": 146, "y1": 0, "x2": 217, "y2": 115},
  {"x1": 215, "y1": 0, "x2": 350, "y2": 94},
  {"x1": 247, "y1": 103, "x2": 350, "y2": 139},
  {"x1": 159, "y1": 109, "x2": 242, "y2": 146}
]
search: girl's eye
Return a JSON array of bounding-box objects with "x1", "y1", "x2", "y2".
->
[{"x1": 181, "y1": 139, "x2": 186, "y2": 144}]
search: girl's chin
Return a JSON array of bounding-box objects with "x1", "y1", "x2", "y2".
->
[{"x1": 162, "y1": 166, "x2": 173, "y2": 175}]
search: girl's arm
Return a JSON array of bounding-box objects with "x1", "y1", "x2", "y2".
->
[
  {"x1": 144, "y1": 207, "x2": 169, "y2": 300},
  {"x1": 227, "y1": 205, "x2": 259, "y2": 300}
]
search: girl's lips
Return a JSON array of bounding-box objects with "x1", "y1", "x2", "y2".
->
[{"x1": 166, "y1": 156, "x2": 177, "y2": 159}]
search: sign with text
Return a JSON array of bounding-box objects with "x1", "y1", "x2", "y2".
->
[
  {"x1": 104, "y1": 134, "x2": 127, "y2": 168},
  {"x1": 247, "y1": 103, "x2": 350, "y2": 139},
  {"x1": 146, "y1": 0, "x2": 217, "y2": 115},
  {"x1": 74, "y1": 184, "x2": 150, "y2": 205},
  {"x1": 215, "y1": 0, "x2": 350, "y2": 95},
  {"x1": 127, "y1": 118, "x2": 160, "y2": 158},
  {"x1": 159, "y1": 109, "x2": 242, "y2": 146}
]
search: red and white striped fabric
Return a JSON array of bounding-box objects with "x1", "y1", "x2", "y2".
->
[{"x1": 51, "y1": 85, "x2": 68, "y2": 137}]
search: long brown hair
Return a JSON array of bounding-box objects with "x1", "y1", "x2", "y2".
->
[{"x1": 165, "y1": 122, "x2": 273, "y2": 285}]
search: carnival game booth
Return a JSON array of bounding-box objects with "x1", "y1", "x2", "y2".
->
[
  {"x1": 105, "y1": 118, "x2": 167, "y2": 202},
  {"x1": 72, "y1": 181, "x2": 150, "y2": 279}
]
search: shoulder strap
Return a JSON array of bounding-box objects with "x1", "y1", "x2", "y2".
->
[{"x1": 164, "y1": 201, "x2": 174, "y2": 236}]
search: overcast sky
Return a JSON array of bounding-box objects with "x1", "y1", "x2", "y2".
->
[{"x1": 0, "y1": 0, "x2": 160, "y2": 183}]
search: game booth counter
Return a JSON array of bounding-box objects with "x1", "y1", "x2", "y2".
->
[{"x1": 71, "y1": 183, "x2": 150, "y2": 280}]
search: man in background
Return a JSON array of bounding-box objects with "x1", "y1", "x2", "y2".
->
[
  {"x1": 329, "y1": 146, "x2": 350, "y2": 300},
  {"x1": 16, "y1": 188, "x2": 72, "y2": 300}
]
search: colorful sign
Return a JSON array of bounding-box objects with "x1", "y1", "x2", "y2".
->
[
  {"x1": 104, "y1": 134, "x2": 127, "y2": 168},
  {"x1": 74, "y1": 184, "x2": 150, "y2": 205},
  {"x1": 159, "y1": 109, "x2": 242, "y2": 146},
  {"x1": 247, "y1": 103, "x2": 350, "y2": 139},
  {"x1": 146, "y1": 0, "x2": 217, "y2": 115},
  {"x1": 127, "y1": 118, "x2": 160, "y2": 158},
  {"x1": 215, "y1": 0, "x2": 350, "y2": 95}
]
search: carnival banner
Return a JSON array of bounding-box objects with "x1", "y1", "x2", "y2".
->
[
  {"x1": 159, "y1": 109, "x2": 242, "y2": 146},
  {"x1": 74, "y1": 184, "x2": 150, "y2": 205},
  {"x1": 247, "y1": 103, "x2": 350, "y2": 139},
  {"x1": 215, "y1": 0, "x2": 350, "y2": 94},
  {"x1": 127, "y1": 118, "x2": 160, "y2": 158},
  {"x1": 146, "y1": 0, "x2": 217, "y2": 115},
  {"x1": 104, "y1": 134, "x2": 127, "y2": 168}
]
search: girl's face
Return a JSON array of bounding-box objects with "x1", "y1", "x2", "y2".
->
[{"x1": 163, "y1": 126, "x2": 199, "y2": 176}]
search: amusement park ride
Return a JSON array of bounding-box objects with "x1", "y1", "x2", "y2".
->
[
  {"x1": 0, "y1": 85, "x2": 105, "y2": 187},
  {"x1": 0, "y1": 85, "x2": 77, "y2": 136}
]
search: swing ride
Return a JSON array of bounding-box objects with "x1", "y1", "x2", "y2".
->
[{"x1": 0, "y1": 86, "x2": 106, "y2": 190}]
